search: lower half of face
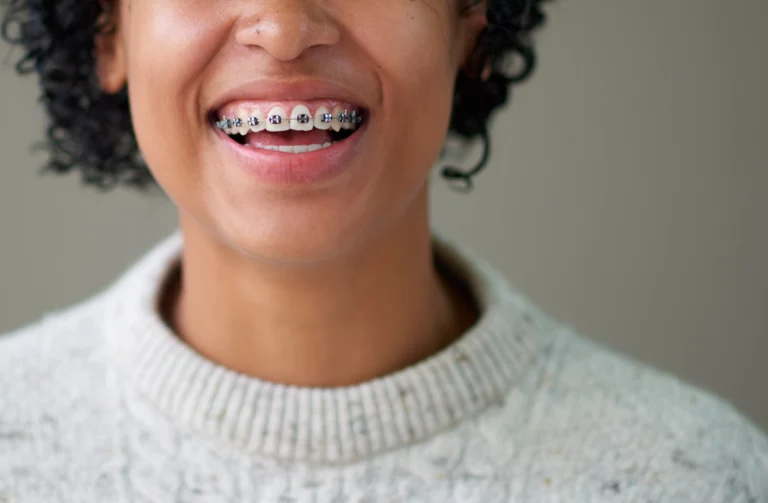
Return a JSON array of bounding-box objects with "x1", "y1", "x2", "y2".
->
[{"x1": 125, "y1": 0, "x2": 466, "y2": 263}]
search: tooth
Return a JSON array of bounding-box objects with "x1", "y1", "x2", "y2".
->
[
  {"x1": 294, "y1": 145, "x2": 309, "y2": 153},
  {"x1": 265, "y1": 145, "x2": 279, "y2": 151},
  {"x1": 331, "y1": 106, "x2": 345, "y2": 132},
  {"x1": 226, "y1": 117, "x2": 240, "y2": 135},
  {"x1": 313, "y1": 106, "x2": 332, "y2": 131},
  {"x1": 341, "y1": 109, "x2": 352, "y2": 130},
  {"x1": 248, "y1": 108, "x2": 266, "y2": 133},
  {"x1": 266, "y1": 106, "x2": 289, "y2": 132},
  {"x1": 278, "y1": 145, "x2": 294, "y2": 153},
  {"x1": 308, "y1": 144, "x2": 322, "y2": 152},
  {"x1": 348, "y1": 110, "x2": 359, "y2": 130},
  {"x1": 235, "y1": 108, "x2": 250, "y2": 135},
  {"x1": 290, "y1": 105, "x2": 313, "y2": 131},
  {"x1": 322, "y1": 142, "x2": 332, "y2": 148}
]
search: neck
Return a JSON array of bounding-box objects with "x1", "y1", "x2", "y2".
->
[{"x1": 166, "y1": 192, "x2": 477, "y2": 387}]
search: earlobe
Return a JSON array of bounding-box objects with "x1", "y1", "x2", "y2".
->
[
  {"x1": 94, "y1": 2, "x2": 127, "y2": 94},
  {"x1": 459, "y1": 0, "x2": 488, "y2": 78}
]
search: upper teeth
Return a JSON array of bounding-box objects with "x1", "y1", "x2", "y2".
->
[
  {"x1": 290, "y1": 105, "x2": 313, "y2": 131},
  {"x1": 217, "y1": 104, "x2": 364, "y2": 135},
  {"x1": 265, "y1": 106, "x2": 290, "y2": 132}
]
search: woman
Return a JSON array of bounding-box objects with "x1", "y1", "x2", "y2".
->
[{"x1": 1, "y1": 0, "x2": 766, "y2": 500}]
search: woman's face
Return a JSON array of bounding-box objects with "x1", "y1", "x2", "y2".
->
[{"x1": 99, "y1": 0, "x2": 486, "y2": 263}]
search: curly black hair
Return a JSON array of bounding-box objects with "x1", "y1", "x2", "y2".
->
[{"x1": 1, "y1": 0, "x2": 548, "y2": 192}]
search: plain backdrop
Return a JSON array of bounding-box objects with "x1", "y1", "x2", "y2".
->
[{"x1": 1, "y1": 1, "x2": 766, "y2": 430}]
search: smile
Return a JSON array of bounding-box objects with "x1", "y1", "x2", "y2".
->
[
  {"x1": 213, "y1": 101, "x2": 365, "y2": 155},
  {"x1": 210, "y1": 97, "x2": 370, "y2": 185}
]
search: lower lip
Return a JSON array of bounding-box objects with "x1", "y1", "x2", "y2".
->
[{"x1": 213, "y1": 123, "x2": 367, "y2": 187}]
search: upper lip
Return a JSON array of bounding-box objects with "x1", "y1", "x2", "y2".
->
[{"x1": 209, "y1": 78, "x2": 370, "y2": 114}]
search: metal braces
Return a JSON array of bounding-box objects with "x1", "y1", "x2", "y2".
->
[{"x1": 216, "y1": 110, "x2": 363, "y2": 132}]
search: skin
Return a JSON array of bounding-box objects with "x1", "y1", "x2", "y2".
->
[{"x1": 96, "y1": 0, "x2": 488, "y2": 387}]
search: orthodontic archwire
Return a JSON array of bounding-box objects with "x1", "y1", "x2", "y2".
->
[{"x1": 216, "y1": 110, "x2": 363, "y2": 131}]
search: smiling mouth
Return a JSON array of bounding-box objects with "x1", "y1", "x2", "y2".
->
[{"x1": 212, "y1": 103, "x2": 366, "y2": 154}]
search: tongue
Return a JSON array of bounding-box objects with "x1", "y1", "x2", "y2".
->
[{"x1": 244, "y1": 129, "x2": 333, "y2": 148}]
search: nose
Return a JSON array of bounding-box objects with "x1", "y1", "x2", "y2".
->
[{"x1": 234, "y1": 0, "x2": 341, "y2": 62}]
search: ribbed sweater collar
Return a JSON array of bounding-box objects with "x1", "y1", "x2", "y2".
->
[{"x1": 104, "y1": 231, "x2": 545, "y2": 464}]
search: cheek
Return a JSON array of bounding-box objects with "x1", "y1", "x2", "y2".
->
[
  {"x1": 123, "y1": 0, "x2": 225, "y2": 192},
  {"x1": 353, "y1": 0, "x2": 461, "y2": 76},
  {"x1": 126, "y1": 0, "x2": 224, "y2": 101},
  {"x1": 354, "y1": 1, "x2": 462, "y2": 174}
]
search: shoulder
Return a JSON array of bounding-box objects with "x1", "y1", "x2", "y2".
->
[
  {"x1": 0, "y1": 293, "x2": 127, "y2": 499},
  {"x1": 0, "y1": 291, "x2": 114, "y2": 421},
  {"x1": 0, "y1": 291, "x2": 111, "y2": 369},
  {"x1": 525, "y1": 326, "x2": 768, "y2": 499}
]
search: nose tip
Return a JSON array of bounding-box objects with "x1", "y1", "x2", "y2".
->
[{"x1": 235, "y1": 2, "x2": 341, "y2": 62}]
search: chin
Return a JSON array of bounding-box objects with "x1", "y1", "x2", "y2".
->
[
  {"x1": 206, "y1": 207, "x2": 372, "y2": 265},
  {"x1": 185, "y1": 162, "x2": 392, "y2": 264}
]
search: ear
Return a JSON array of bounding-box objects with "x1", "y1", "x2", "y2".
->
[
  {"x1": 458, "y1": 0, "x2": 488, "y2": 76},
  {"x1": 94, "y1": 1, "x2": 127, "y2": 94}
]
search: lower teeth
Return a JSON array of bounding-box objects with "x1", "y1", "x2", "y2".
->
[
  {"x1": 259, "y1": 142, "x2": 337, "y2": 153},
  {"x1": 224, "y1": 122, "x2": 356, "y2": 152}
]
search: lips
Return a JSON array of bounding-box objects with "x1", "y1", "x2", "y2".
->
[
  {"x1": 212, "y1": 103, "x2": 364, "y2": 155},
  {"x1": 208, "y1": 80, "x2": 371, "y2": 185},
  {"x1": 212, "y1": 118, "x2": 368, "y2": 186},
  {"x1": 209, "y1": 79, "x2": 370, "y2": 118}
]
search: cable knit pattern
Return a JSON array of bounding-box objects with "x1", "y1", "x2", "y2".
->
[{"x1": 1, "y1": 231, "x2": 766, "y2": 502}]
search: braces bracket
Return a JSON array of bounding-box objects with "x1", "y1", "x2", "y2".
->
[{"x1": 216, "y1": 110, "x2": 363, "y2": 132}]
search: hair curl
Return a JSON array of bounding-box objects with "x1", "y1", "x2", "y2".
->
[{"x1": 1, "y1": 0, "x2": 548, "y2": 192}]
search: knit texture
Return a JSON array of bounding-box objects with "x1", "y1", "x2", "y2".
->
[{"x1": 1, "y1": 231, "x2": 766, "y2": 502}]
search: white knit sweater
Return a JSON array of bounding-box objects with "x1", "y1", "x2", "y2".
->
[{"x1": 1, "y1": 231, "x2": 766, "y2": 502}]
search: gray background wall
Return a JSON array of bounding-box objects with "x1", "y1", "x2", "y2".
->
[{"x1": 1, "y1": 1, "x2": 766, "y2": 430}]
